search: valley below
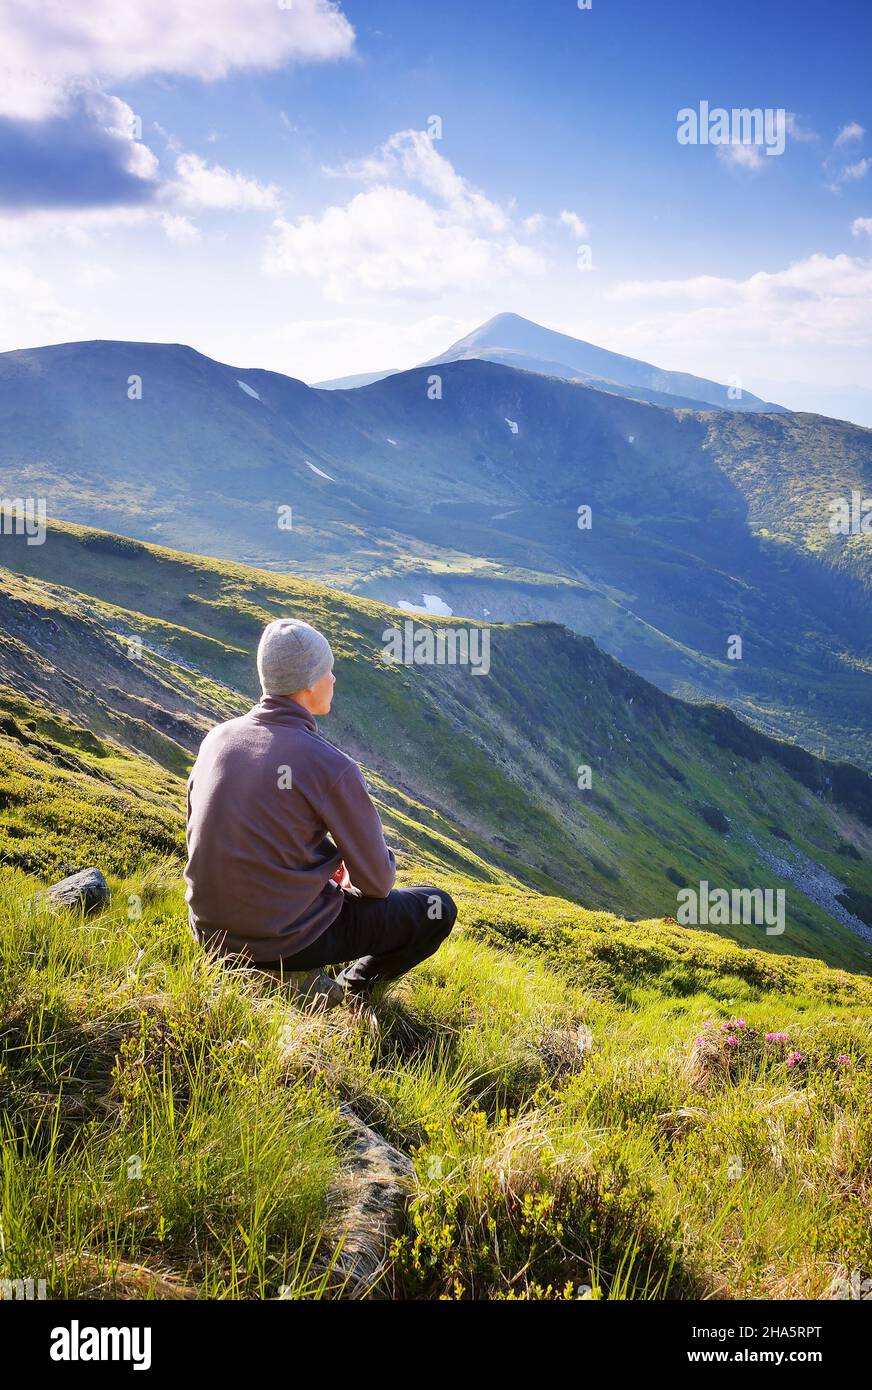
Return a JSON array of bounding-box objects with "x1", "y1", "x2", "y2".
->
[{"x1": 1, "y1": 336, "x2": 868, "y2": 772}]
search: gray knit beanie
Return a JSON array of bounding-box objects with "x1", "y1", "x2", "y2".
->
[{"x1": 257, "y1": 618, "x2": 334, "y2": 696}]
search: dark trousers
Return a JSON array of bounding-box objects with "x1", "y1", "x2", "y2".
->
[{"x1": 266, "y1": 885, "x2": 457, "y2": 993}]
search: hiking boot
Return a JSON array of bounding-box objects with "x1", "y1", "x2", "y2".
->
[
  {"x1": 334, "y1": 962, "x2": 375, "y2": 999},
  {"x1": 288, "y1": 968, "x2": 346, "y2": 1010}
]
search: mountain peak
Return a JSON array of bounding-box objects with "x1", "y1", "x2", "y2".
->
[
  {"x1": 477, "y1": 311, "x2": 537, "y2": 330},
  {"x1": 427, "y1": 314, "x2": 784, "y2": 413}
]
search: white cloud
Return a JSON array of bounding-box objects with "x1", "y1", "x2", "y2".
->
[
  {"x1": 608, "y1": 253, "x2": 872, "y2": 352},
  {"x1": 268, "y1": 314, "x2": 463, "y2": 382},
  {"x1": 0, "y1": 0, "x2": 355, "y2": 119},
  {"x1": 97, "y1": 93, "x2": 160, "y2": 181},
  {"x1": 0, "y1": 1, "x2": 352, "y2": 221},
  {"x1": 153, "y1": 123, "x2": 184, "y2": 156},
  {"x1": 0, "y1": 89, "x2": 160, "y2": 214},
  {"x1": 0, "y1": 254, "x2": 82, "y2": 347},
  {"x1": 559, "y1": 209, "x2": 587, "y2": 238},
  {"x1": 785, "y1": 113, "x2": 818, "y2": 143},
  {"x1": 0, "y1": 200, "x2": 211, "y2": 248},
  {"x1": 824, "y1": 125, "x2": 869, "y2": 191},
  {"x1": 167, "y1": 153, "x2": 279, "y2": 211},
  {"x1": 852, "y1": 217, "x2": 872, "y2": 238},
  {"x1": 696, "y1": 110, "x2": 814, "y2": 175},
  {"x1": 0, "y1": 204, "x2": 151, "y2": 249},
  {"x1": 161, "y1": 214, "x2": 201, "y2": 244},
  {"x1": 835, "y1": 122, "x2": 864, "y2": 146},
  {"x1": 75, "y1": 260, "x2": 120, "y2": 288},
  {"x1": 0, "y1": 257, "x2": 55, "y2": 298},
  {"x1": 265, "y1": 185, "x2": 545, "y2": 300},
  {"x1": 266, "y1": 131, "x2": 547, "y2": 300},
  {"x1": 0, "y1": 148, "x2": 273, "y2": 245},
  {"x1": 840, "y1": 158, "x2": 871, "y2": 182},
  {"x1": 327, "y1": 129, "x2": 509, "y2": 234},
  {"x1": 609, "y1": 273, "x2": 736, "y2": 305},
  {"x1": 717, "y1": 142, "x2": 765, "y2": 172}
]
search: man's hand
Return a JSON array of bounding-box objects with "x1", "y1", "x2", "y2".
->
[{"x1": 331, "y1": 861, "x2": 352, "y2": 889}]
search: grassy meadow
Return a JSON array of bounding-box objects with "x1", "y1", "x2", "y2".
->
[
  {"x1": 1, "y1": 522, "x2": 870, "y2": 1301},
  {"x1": 1, "y1": 860, "x2": 869, "y2": 1300}
]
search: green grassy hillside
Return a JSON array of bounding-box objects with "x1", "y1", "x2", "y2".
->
[
  {"x1": 1, "y1": 773, "x2": 869, "y2": 1299},
  {"x1": 1, "y1": 524, "x2": 870, "y2": 1300},
  {"x1": 2, "y1": 519, "x2": 872, "y2": 972}
]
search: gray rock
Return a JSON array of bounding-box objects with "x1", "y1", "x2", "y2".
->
[
  {"x1": 330, "y1": 1105, "x2": 415, "y2": 1299},
  {"x1": 289, "y1": 969, "x2": 346, "y2": 1009},
  {"x1": 253, "y1": 966, "x2": 346, "y2": 1009},
  {"x1": 46, "y1": 867, "x2": 110, "y2": 916},
  {"x1": 748, "y1": 833, "x2": 872, "y2": 946}
]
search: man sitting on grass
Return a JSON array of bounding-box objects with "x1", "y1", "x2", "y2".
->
[{"x1": 184, "y1": 617, "x2": 457, "y2": 999}]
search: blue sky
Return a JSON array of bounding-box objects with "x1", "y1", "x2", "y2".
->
[{"x1": 1, "y1": 0, "x2": 870, "y2": 419}]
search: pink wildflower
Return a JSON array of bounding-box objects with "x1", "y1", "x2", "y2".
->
[{"x1": 786, "y1": 1051, "x2": 804, "y2": 1068}]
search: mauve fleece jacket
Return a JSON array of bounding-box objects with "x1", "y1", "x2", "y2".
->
[{"x1": 184, "y1": 696, "x2": 396, "y2": 962}]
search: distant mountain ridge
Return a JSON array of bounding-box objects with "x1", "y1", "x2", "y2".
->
[
  {"x1": 315, "y1": 368, "x2": 400, "y2": 390},
  {"x1": 0, "y1": 337, "x2": 868, "y2": 770},
  {"x1": 424, "y1": 312, "x2": 786, "y2": 412},
  {"x1": 308, "y1": 312, "x2": 786, "y2": 411}
]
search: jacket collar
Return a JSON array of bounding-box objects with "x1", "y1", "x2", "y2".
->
[{"x1": 253, "y1": 695, "x2": 318, "y2": 732}]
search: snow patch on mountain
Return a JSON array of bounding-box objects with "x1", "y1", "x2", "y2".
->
[{"x1": 397, "y1": 594, "x2": 454, "y2": 616}]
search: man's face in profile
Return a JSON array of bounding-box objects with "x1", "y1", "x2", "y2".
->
[{"x1": 301, "y1": 669, "x2": 335, "y2": 716}]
